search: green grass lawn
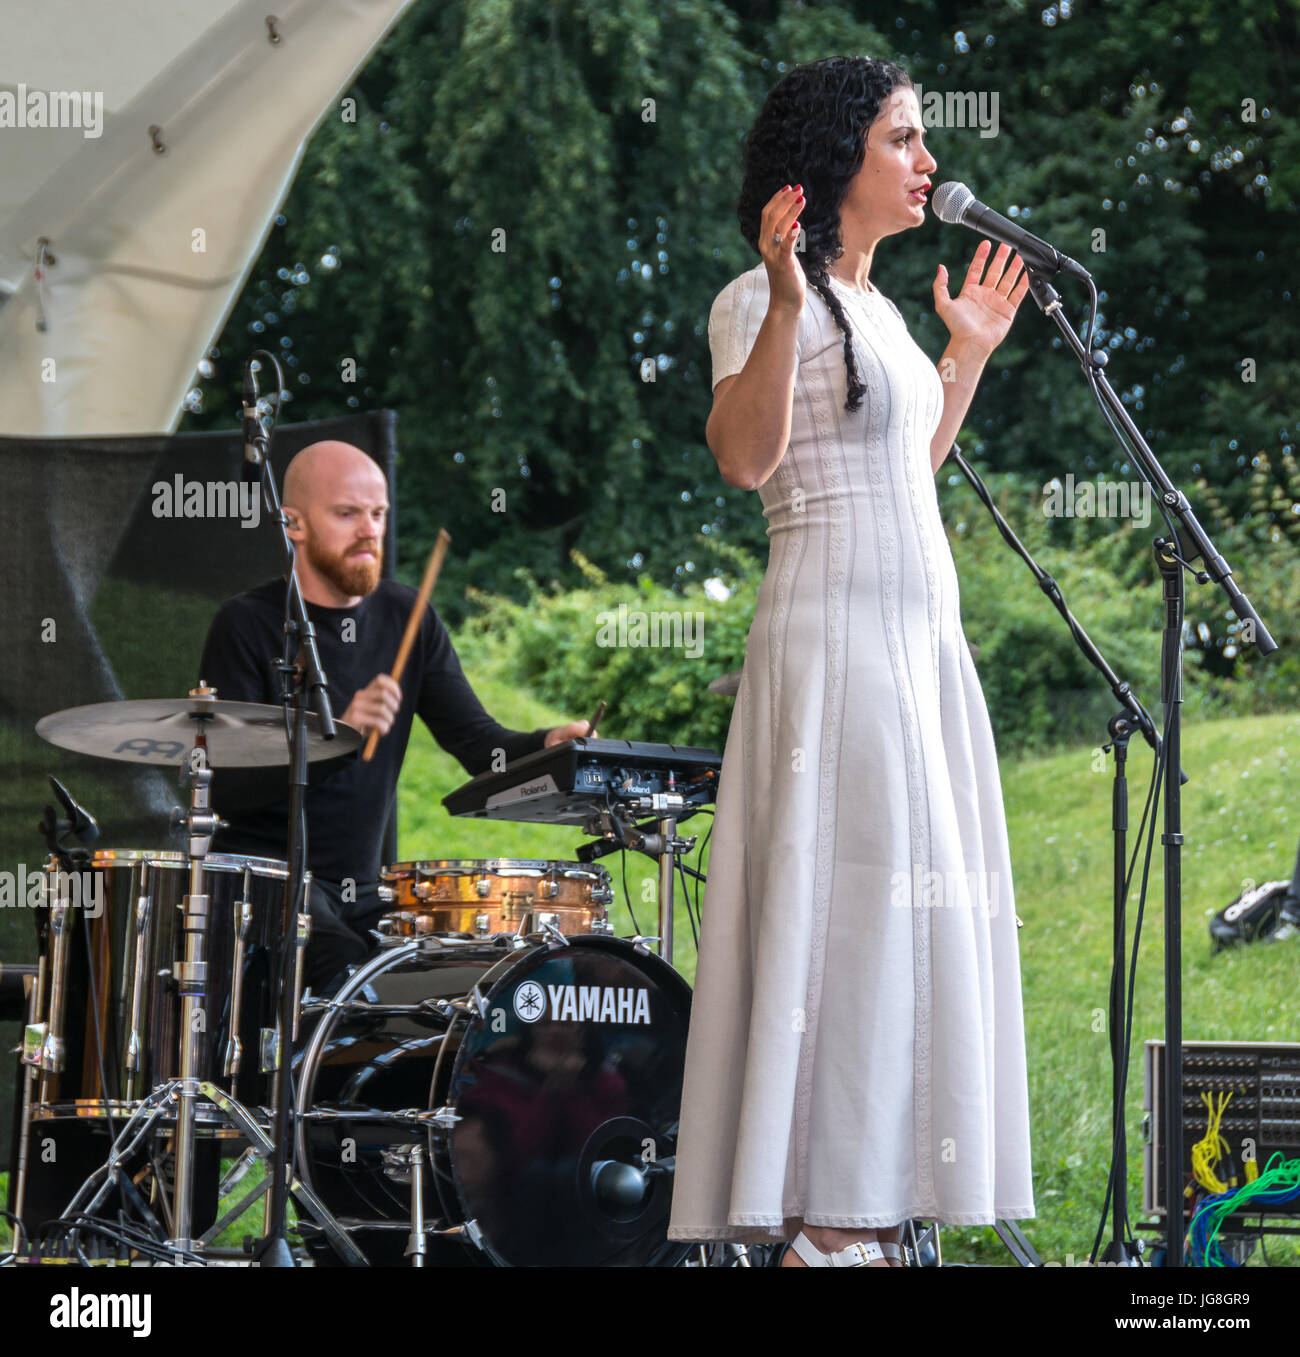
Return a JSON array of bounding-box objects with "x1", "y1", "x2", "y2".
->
[{"x1": 6, "y1": 689, "x2": 1298, "y2": 1266}]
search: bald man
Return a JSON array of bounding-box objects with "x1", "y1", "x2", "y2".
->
[{"x1": 198, "y1": 441, "x2": 591, "y2": 991}]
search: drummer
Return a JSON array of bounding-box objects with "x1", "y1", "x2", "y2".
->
[{"x1": 198, "y1": 440, "x2": 592, "y2": 992}]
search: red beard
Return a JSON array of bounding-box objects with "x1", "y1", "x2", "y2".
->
[{"x1": 306, "y1": 535, "x2": 383, "y2": 598}]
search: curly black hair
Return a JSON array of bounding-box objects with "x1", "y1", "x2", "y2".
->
[{"x1": 737, "y1": 56, "x2": 912, "y2": 413}]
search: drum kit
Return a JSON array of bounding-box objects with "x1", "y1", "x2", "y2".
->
[{"x1": 9, "y1": 687, "x2": 722, "y2": 1268}]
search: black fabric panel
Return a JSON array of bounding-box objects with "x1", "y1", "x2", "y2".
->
[{"x1": 0, "y1": 410, "x2": 399, "y2": 1165}]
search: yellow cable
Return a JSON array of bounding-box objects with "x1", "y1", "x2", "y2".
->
[{"x1": 1190, "y1": 1091, "x2": 1233, "y2": 1195}]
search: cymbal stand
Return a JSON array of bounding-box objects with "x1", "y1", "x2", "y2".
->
[
  {"x1": 169, "y1": 720, "x2": 222, "y2": 1251},
  {"x1": 156, "y1": 715, "x2": 361, "y2": 1263}
]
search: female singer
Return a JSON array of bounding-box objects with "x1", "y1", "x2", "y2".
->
[{"x1": 666, "y1": 55, "x2": 1035, "y2": 1268}]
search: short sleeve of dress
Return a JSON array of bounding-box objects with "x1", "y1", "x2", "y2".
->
[{"x1": 707, "y1": 266, "x2": 806, "y2": 390}]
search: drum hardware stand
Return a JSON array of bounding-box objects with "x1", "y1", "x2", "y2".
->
[
  {"x1": 52, "y1": 1086, "x2": 179, "y2": 1259},
  {"x1": 407, "y1": 1145, "x2": 427, "y2": 1266},
  {"x1": 577, "y1": 800, "x2": 701, "y2": 967},
  {"x1": 169, "y1": 721, "x2": 223, "y2": 1252},
  {"x1": 382, "y1": 1144, "x2": 430, "y2": 1266},
  {"x1": 190, "y1": 1083, "x2": 364, "y2": 1262},
  {"x1": 35, "y1": 1074, "x2": 366, "y2": 1264},
  {"x1": 113, "y1": 718, "x2": 357, "y2": 1263}
]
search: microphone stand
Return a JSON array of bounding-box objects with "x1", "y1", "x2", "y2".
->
[
  {"x1": 947, "y1": 444, "x2": 1185, "y2": 1266},
  {"x1": 242, "y1": 352, "x2": 337, "y2": 1267},
  {"x1": 1013, "y1": 266, "x2": 1277, "y2": 1269}
]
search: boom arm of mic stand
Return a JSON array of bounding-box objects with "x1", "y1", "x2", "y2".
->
[
  {"x1": 947, "y1": 445, "x2": 1187, "y2": 785},
  {"x1": 1023, "y1": 271, "x2": 1277, "y2": 657}
]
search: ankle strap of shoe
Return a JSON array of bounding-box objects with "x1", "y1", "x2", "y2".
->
[{"x1": 791, "y1": 1232, "x2": 886, "y2": 1267}]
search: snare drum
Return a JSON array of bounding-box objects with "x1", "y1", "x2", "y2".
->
[
  {"x1": 377, "y1": 859, "x2": 615, "y2": 939},
  {"x1": 22, "y1": 850, "x2": 303, "y2": 1124}
]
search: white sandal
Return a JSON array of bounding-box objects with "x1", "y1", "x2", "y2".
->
[{"x1": 789, "y1": 1231, "x2": 903, "y2": 1267}]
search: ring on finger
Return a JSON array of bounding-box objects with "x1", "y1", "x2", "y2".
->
[{"x1": 773, "y1": 231, "x2": 783, "y2": 245}]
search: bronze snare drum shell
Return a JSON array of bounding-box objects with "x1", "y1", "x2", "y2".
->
[{"x1": 377, "y1": 859, "x2": 615, "y2": 939}]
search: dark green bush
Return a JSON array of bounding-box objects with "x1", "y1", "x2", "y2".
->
[{"x1": 455, "y1": 472, "x2": 1298, "y2": 758}]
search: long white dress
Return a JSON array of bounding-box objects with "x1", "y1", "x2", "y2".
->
[{"x1": 666, "y1": 264, "x2": 1035, "y2": 1243}]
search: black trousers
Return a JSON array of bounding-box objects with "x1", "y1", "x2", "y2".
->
[{"x1": 303, "y1": 877, "x2": 384, "y2": 995}]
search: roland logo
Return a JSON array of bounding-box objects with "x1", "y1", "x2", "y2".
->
[
  {"x1": 50, "y1": 1288, "x2": 151, "y2": 1337},
  {"x1": 520, "y1": 780, "x2": 552, "y2": 797}
]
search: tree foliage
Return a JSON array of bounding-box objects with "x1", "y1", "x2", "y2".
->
[{"x1": 183, "y1": 0, "x2": 1298, "y2": 635}]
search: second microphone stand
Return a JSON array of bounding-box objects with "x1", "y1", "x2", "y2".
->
[{"x1": 242, "y1": 353, "x2": 339, "y2": 1266}]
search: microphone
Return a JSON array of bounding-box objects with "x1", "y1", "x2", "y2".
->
[
  {"x1": 48, "y1": 776, "x2": 99, "y2": 848},
  {"x1": 931, "y1": 182, "x2": 1091, "y2": 282},
  {"x1": 242, "y1": 359, "x2": 267, "y2": 487}
]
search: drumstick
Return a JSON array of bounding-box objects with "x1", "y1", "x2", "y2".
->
[{"x1": 361, "y1": 528, "x2": 451, "y2": 762}]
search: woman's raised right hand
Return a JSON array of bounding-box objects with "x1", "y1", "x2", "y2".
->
[{"x1": 758, "y1": 184, "x2": 806, "y2": 315}]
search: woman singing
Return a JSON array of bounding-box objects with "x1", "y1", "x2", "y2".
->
[{"x1": 666, "y1": 56, "x2": 1035, "y2": 1267}]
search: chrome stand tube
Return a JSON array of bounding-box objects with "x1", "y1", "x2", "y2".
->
[
  {"x1": 173, "y1": 864, "x2": 209, "y2": 1252},
  {"x1": 408, "y1": 1144, "x2": 427, "y2": 1267},
  {"x1": 657, "y1": 814, "x2": 677, "y2": 967}
]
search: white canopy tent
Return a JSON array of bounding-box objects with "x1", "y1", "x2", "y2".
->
[{"x1": 0, "y1": 0, "x2": 417, "y2": 437}]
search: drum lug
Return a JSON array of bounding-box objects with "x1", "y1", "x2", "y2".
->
[
  {"x1": 126, "y1": 888, "x2": 152, "y2": 1079},
  {"x1": 21, "y1": 1022, "x2": 47, "y2": 1068},
  {"x1": 42, "y1": 895, "x2": 71, "y2": 1075},
  {"x1": 223, "y1": 894, "x2": 253, "y2": 1078},
  {"x1": 418, "y1": 1105, "x2": 461, "y2": 1130},
  {"x1": 421, "y1": 986, "x2": 488, "y2": 1021},
  {"x1": 539, "y1": 918, "x2": 569, "y2": 948},
  {"x1": 259, "y1": 1027, "x2": 280, "y2": 1072},
  {"x1": 632, "y1": 935, "x2": 662, "y2": 957},
  {"x1": 292, "y1": 910, "x2": 312, "y2": 1042}
]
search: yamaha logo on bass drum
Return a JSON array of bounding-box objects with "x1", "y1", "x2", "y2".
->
[{"x1": 512, "y1": 979, "x2": 652, "y2": 1025}]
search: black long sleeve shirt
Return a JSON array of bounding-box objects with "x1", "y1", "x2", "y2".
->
[{"x1": 197, "y1": 577, "x2": 548, "y2": 886}]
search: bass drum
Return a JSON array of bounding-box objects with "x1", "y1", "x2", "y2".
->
[{"x1": 295, "y1": 933, "x2": 693, "y2": 1267}]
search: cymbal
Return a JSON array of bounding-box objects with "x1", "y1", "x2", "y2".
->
[{"x1": 36, "y1": 697, "x2": 363, "y2": 768}]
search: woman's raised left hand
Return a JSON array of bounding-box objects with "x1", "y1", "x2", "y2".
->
[{"x1": 932, "y1": 240, "x2": 1029, "y2": 355}]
